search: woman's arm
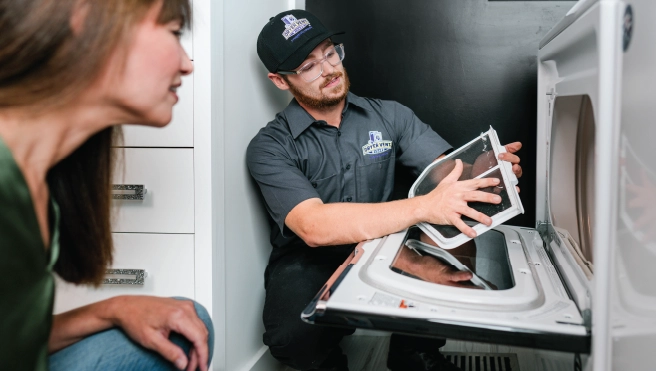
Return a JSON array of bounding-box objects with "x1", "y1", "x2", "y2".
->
[{"x1": 49, "y1": 296, "x2": 209, "y2": 371}]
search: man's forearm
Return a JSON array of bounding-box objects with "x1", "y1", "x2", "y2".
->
[{"x1": 287, "y1": 196, "x2": 428, "y2": 247}]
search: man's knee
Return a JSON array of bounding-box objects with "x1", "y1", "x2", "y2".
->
[{"x1": 264, "y1": 319, "x2": 351, "y2": 369}]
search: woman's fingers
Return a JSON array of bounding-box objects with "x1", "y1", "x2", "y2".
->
[
  {"x1": 147, "y1": 331, "x2": 188, "y2": 370},
  {"x1": 186, "y1": 348, "x2": 199, "y2": 371},
  {"x1": 169, "y1": 305, "x2": 210, "y2": 371}
]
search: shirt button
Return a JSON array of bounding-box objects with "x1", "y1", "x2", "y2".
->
[
  {"x1": 346, "y1": 164, "x2": 351, "y2": 170},
  {"x1": 311, "y1": 182, "x2": 317, "y2": 188},
  {"x1": 337, "y1": 131, "x2": 342, "y2": 137},
  {"x1": 346, "y1": 196, "x2": 352, "y2": 202}
]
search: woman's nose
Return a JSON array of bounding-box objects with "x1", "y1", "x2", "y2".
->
[{"x1": 180, "y1": 50, "x2": 194, "y2": 76}]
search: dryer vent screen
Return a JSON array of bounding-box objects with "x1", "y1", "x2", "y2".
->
[{"x1": 443, "y1": 352, "x2": 520, "y2": 371}]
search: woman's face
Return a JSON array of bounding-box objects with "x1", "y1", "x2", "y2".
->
[{"x1": 100, "y1": 4, "x2": 193, "y2": 127}]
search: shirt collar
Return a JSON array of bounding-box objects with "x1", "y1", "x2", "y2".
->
[{"x1": 284, "y1": 92, "x2": 372, "y2": 139}]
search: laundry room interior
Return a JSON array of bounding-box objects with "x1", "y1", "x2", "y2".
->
[{"x1": 3, "y1": 0, "x2": 655, "y2": 370}]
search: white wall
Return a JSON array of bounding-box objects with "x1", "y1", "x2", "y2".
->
[{"x1": 205, "y1": 0, "x2": 305, "y2": 370}]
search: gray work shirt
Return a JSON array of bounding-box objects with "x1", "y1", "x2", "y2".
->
[{"x1": 247, "y1": 92, "x2": 452, "y2": 258}]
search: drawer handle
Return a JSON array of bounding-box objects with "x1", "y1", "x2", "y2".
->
[
  {"x1": 112, "y1": 184, "x2": 147, "y2": 200},
  {"x1": 103, "y1": 269, "x2": 147, "y2": 285}
]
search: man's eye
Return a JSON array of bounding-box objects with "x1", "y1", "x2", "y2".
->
[
  {"x1": 300, "y1": 62, "x2": 316, "y2": 72},
  {"x1": 326, "y1": 51, "x2": 336, "y2": 58},
  {"x1": 172, "y1": 30, "x2": 183, "y2": 38}
]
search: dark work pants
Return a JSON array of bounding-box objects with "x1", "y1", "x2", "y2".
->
[{"x1": 262, "y1": 246, "x2": 446, "y2": 371}]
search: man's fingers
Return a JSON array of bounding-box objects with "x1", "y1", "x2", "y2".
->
[
  {"x1": 148, "y1": 332, "x2": 188, "y2": 370},
  {"x1": 459, "y1": 206, "x2": 492, "y2": 226},
  {"x1": 499, "y1": 152, "x2": 520, "y2": 164},
  {"x1": 470, "y1": 177, "x2": 500, "y2": 190},
  {"x1": 450, "y1": 270, "x2": 473, "y2": 282},
  {"x1": 512, "y1": 164, "x2": 523, "y2": 178},
  {"x1": 443, "y1": 159, "x2": 464, "y2": 183},
  {"x1": 452, "y1": 216, "x2": 476, "y2": 238},
  {"x1": 504, "y1": 142, "x2": 522, "y2": 153},
  {"x1": 464, "y1": 190, "x2": 501, "y2": 204}
]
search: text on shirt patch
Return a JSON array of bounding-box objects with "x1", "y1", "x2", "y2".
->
[
  {"x1": 282, "y1": 15, "x2": 312, "y2": 41},
  {"x1": 362, "y1": 131, "x2": 393, "y2": 156}
]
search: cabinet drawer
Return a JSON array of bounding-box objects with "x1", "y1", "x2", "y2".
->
[
  {"x1": 112, "y1": 148, "x2": 194, "y2": 233},
  {"x1": 53, "y1": 233, "x2": 195, "y2": 314},
  {"x1": 122, "y1": 73, "x2": 193, "y2": 147}
]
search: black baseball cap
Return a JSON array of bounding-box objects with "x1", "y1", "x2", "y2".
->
[{"x1": 257, "y1": 9, "x2": 344, "y2": 73}]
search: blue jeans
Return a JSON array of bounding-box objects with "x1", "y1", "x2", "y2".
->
[{"x1": 49, "y1": 298, "x2": 214, "y2": 371}]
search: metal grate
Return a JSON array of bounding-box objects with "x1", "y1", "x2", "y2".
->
[{"x1": 442, "y1": 352, "x2": 520, "y2": 371}]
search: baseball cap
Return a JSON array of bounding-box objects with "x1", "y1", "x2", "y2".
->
[{"x1": 257, "y1": 9, "x2": 344, "y2": 73}]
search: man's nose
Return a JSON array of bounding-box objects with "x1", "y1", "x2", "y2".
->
[{"x1": 321, "y1": 60, "x2": 336, "y2": 76}]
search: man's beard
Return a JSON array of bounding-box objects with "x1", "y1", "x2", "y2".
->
[{"x1": 286, "y1": 68, "x2": 351, "y2": 110}]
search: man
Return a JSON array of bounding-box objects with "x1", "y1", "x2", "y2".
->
[{"x1": 247, "y1": 10, "x2": 523, "y2": 371}]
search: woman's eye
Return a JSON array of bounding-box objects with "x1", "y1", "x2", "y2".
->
[
  {"x1": 326, "y1": 51, "x2": 335, "y2": 58},
  {"x1": 172, "y1": 30, "x2": 183, "y2": 39}
]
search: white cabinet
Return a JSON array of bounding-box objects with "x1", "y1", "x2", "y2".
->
[
  {"x1": 122, "y1": 74, "x2": 194, "y2": 147},
  {"x1": 111, "y1": 148, "x2": 195, "y2": 233},
  {"x1": 53, "y1": 233, "x2": 195, "y2": 314}
]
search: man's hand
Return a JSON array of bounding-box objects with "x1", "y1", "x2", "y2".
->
[
  {"x1": 109, "y1": 296, "x2": 210, "y2": 371},
  {"x1": 499, "y1": 142, "x2": 523, "y2": 192},
  {"x1": 419, "y1": 159, "x2": 501, "y2": 238}
]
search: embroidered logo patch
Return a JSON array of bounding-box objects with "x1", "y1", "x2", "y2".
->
[
  {"x1": 362, "y1": 131, "x2": 393, "y2": 156},
  {"x1": 281, "y1": 15, "x2": 312, "y2": 41}
]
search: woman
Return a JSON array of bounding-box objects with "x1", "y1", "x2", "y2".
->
[{"x1": 0, "y1": 0, "x2": 212, "y2": 370}]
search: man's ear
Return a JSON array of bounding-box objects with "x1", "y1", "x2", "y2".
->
[{"x1": 268, "y1": 73, "x2": 291, "y2": 91}]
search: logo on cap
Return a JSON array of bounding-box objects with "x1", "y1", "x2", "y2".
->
[
  {"x1": 362, "y1": 131, "x2": 393, "y2": 156},
  {"x1": 282, "y1": 14, "x2": 312, "y2": 41}
]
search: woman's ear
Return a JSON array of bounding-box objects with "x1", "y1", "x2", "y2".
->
[{"x1": 268, "y1": 73, "x2": 290, "y2": 91}]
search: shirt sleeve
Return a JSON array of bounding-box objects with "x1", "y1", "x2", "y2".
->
[
  {"x1": 246, "y1": 130, "x2": 320, "y2": 236},
  {"x1": 391, "y1": 102, "x2": 452, "y2": 175}
]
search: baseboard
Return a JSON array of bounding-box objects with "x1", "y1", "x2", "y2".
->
[{"x1": 242, "y1": 345, "x2": 284, "y2": 371}]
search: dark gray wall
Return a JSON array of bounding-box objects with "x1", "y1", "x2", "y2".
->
[{"x1": 307, "y1": 0, "x2": 575, "y2": 227}]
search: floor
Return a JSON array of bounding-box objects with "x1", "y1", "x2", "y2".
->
[{"x1": 280, "y1": 332, "x2": 576, "y2": 371}]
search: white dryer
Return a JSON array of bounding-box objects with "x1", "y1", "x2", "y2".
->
[{"x1": 303, "y1": 0, "x2": 655, "y2": 369}]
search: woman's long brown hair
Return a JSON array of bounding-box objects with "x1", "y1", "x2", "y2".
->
[{"x1": 0, "y1": 0, "x2": 191, "y2": 285}]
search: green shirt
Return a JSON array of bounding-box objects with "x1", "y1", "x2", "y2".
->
[{"x1": 0, "y1": 136, "x2": 60, "y2": 371}]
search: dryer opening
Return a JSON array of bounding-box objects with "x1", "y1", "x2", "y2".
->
[
  {"x1": 390, "y1": 226, "x2": 515, "y2": 290},
  {"x1": 550, "y1": 95, "x2": 595, "y2": 267}
]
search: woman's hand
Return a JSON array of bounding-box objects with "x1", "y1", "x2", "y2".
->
[{"x1": 109, "y1": 296, "x2": 210, "y2": 371}]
